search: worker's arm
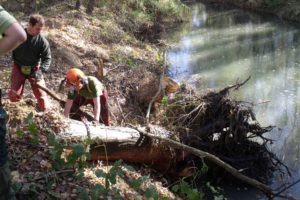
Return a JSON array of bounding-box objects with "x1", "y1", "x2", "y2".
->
[
  {"x1": 40, "y1": 38, "x2": 51, "y2": 72},
  {"x1": 64, "y1": 99, "x2": 73, "y2": 118},
  {"x1": 92, "y1": 96, "x2": 100, "y2": 122},
  {"x1": 0, "y1": 22, "x2": 26, "y2": 56}
]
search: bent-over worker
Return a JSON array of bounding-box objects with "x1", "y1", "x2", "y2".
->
[{"x1": 63, "y1": 68, "x2": 110, "y2": 126}]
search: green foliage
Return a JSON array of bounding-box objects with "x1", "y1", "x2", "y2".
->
[
  {"x1": 156, "y1": 50, "x2": 166, "y2": 66},
  {"x1": 129, "y1": 175, "x2": 148, "y2": 190},
  {"x1": 171, "y1": 160, "x2": 226, "y2": 200},
  {"x1": 9, "y1": 117, "x2": 153, "y2": 199},
  {"x1": 47, "y1": 133, "x2": 65, "y2": 170},
  {"x1": 206, "y1": 182, "x2": 227, "y2": 200},
  {"x1": 161, "y1": 96, "x2": 169, "y2": 107},
  {"x1": 16, "y1": 112, "x2": 39, "y2": 144},
  {"x1": 78, "y1": 188, "x2": 90, "y2": 200},
  {"x1": 145, "y1": 185, "x2": 159, "y2": 200},
  {"x1": 66, "y1": 143, "x2": 88, "y2": 168},
  {"x1": 16, "y1": 127, "x2": 24, "y2": 138},
  {"x1": 266, "y1": 0, "x2": 285, "y2": 8},
  {"x1": 172, "y1": 180, "x2": 204, "y2": 200}
]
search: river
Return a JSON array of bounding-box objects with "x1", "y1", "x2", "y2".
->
[{"x1": 166, "y1": 2, "x2": 300, "y2": 199}]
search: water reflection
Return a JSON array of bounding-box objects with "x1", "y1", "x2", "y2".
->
[{"x1": 166, "y1": 2, "x2": 300, "y2": 199}]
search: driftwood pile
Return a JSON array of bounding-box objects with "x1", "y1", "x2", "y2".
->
[{"x1": 161, "y1": 78, "x2": 282, "y2": 183}]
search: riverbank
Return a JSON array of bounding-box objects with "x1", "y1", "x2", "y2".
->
[
  {"x1": 0, "y1": 1, "x2": 288, "y2": 199},
  {"x1": 197, "y1": 0, "x2": 300, "y2": 24},
  {"x1": 0, "y1": 1, "x2": 190, "y2": 199}
]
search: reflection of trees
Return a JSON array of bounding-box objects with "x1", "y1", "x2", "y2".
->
[
  {"x1": 167, "y1": 2, "x2": 300, "y2": 175},
  {"x1": 168, "y1": 2, "x2": 300, "y2": 79}
]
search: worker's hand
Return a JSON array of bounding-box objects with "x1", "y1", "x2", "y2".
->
[
  {"x1": 92, "y1": 120, "x2": 99, "y2": 126},
  {"x1": 33, "y1": 70, "x2": 43, "y2": 81},
  {"x1": 41, "y1": 67, "x2": 48, "y2": 73}
]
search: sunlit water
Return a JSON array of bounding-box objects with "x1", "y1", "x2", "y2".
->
[{"x1": 166, "y1": 2, "x2": 300, "y2": 199}]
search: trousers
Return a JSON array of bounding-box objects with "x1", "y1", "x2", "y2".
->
[
  {"x1": 8, "y1": 63, "x2": 49, "y2": 111},
  {"x1": 70, "y1": 89, "x2": 110, "y2": 126}
]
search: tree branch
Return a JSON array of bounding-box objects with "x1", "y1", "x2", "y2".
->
[{"x1": 135, "y1": 126, "x2": 297, "y2": 200}]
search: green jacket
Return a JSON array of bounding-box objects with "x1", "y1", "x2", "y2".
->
[
  {"x1": 12, "y1": 29, "x2": 51, "y2": 72},
  {"x1": 67, "y1": 76, "x2": 104, "y2": 100}
]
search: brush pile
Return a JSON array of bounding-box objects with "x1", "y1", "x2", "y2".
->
[{"x1": 158, "y1": 79, "x2": 287, "y2": 184}]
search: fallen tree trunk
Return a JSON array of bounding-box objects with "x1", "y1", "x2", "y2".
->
[
  {"x1": 54, "y1": 119, "x2": 179, "y2": 174},
  {"x1": 42, "y1": 118, "x2": 295, "y2": 200}
]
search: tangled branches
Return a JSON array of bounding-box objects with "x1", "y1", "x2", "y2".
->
[{"x1": 162, "y1": 78, "x2": 287, "y2": 183}]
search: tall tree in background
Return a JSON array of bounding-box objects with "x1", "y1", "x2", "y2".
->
[
  {"x1": 86, "y1": 0, "x2": 95, "y2": 14},
  {"x1": 75, "y1": 0, "x2": 81, "y2": 10},
  {"x1": 24, "y1": 0, "x2": 36, "y2": 14}
]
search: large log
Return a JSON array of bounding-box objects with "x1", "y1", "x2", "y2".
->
[
  {"x1": 53, "y1": 120, "x2": 297, "y2": 200},
  {"x1": 36, "y1": 83, "x2": 188, "y2": 175},
  {"x1": 58, "y1": 120, "x2": 180, "y2": 174}
]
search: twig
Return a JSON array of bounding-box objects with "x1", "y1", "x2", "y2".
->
[
  {"x1": 106, "y1": 65, "x2": 121, "y2": 74},
  {"x1": 219, "y1": 76, "x2": 251, "y2": 95},
  {"x1": 32, "y1": 169, "x2": 75, "y2": 181},
  {"x1": 145, "y1": 74, "x2": 164, "y2": 124},
  {"x1": 36, "y1": 82, "x2": 65, "y2": 105},
  {"x1": 116, "y1": 97, "x2": 126, "y2": 123},
  {"x1": 9, "y1": 139, "x2": 48, "y2": 149},
  {"x1": 274, "y1": 178, "x2": 300, "y2": 197}
]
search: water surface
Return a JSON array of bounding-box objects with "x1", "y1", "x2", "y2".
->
[{"x1": 166, "y1": 2, "x2": 300, "y2": 199}]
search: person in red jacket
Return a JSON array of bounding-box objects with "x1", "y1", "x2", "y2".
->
[
  {"x1": 8, "y1": 14, "x2": 51, "y2": 111},
  {"x1": 63, "y1": 68, "x2": 110, "y2": 126}
]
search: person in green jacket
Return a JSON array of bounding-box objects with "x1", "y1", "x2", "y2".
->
[
  {"x1": 0, "y1": 6, "x2": 26, "y2": 200},
  {"x1": 8, "y1": 14, "x2": 51, "y2": 111}
]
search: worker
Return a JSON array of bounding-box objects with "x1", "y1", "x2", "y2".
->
[
  {"x1": 63, "y1": 68, "x2": 110, "y2": 126},
  {"x1": 8, "y1": 14, "x2": 51, "y2": 111},
  {"x1": 0, "y1": 6, "x2": 26, "y2": 200}
]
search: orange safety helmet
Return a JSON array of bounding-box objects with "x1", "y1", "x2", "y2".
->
[{"x1": 66, "y1": 68, "x2": 85, "y2": 88}]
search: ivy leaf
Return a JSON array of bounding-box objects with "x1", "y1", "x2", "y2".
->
[
  {"x1": 186, "y1": 189, "x2": 201, "y2": 200},
  {"x1": 25, "y1": 112, "x2": 34, "y2": 124},
  {"x1": 91, "y1": 184, "x2": 104, "y2": 200},
  {"x1": 172, "y1": 184, "x2": 179, "y2": 192},
  {"x1": 95, "y1": 169, "x2": 106, "y2": 178},
  {"x1": 123, "y1": 164, "x2": 135, "y2": 171},
  {"x1": 16, "y1": 128, "x2": 23, "y2": 138},
  {"x1": 129, "y1": 176, "x2": 148, "y2": 190},
  {"x1": 28, "y1": 123, "x2": 38, "y2": 135},
  {"x1": 78, "y1": 188, "x2": 89, "y2": 200},
  {"x1": 145, "y1": 185, "x2": 159, "y2": 200}
]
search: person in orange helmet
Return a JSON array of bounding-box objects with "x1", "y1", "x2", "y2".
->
[{"x1": 63, "y1": 68, "x2": 110, "y2": 126}]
